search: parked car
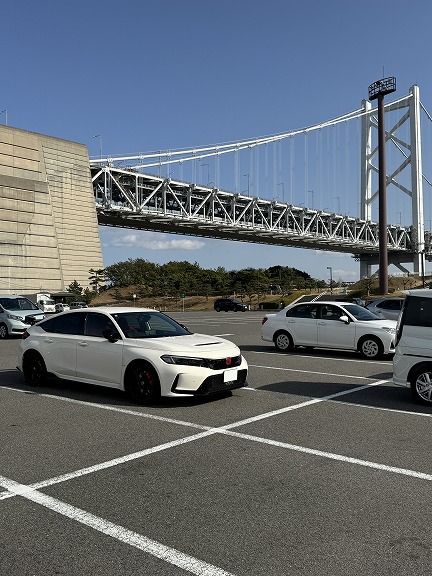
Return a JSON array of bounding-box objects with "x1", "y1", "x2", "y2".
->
[
  {"x1": 261, "y1": 301, "x2": 396, "y2": 359},
  {"x1": 54, "y1": 303, "x2": 70, "y2": 313},
  {"x1": 69, "y1": 301, "x2": 88, "y2": 309},
  {"x1": 214, "y1": 298, "x2": 248, "y2": 312},
  {"x1": 0, "y1": 294, "x2": 45, "y2": 338},
  {"x1": 393, "y1": 289, "x2": 432, "y2": 405},
  {"x1": 18, "y1": 307, "x2": 248, "y2": 403},
  {"x1": 366, "y1": 297, "x2": 404, "y2": 320}
]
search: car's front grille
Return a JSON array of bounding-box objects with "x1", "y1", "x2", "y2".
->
[
  {"x1": 194, "y1": 369, "x2": 248, "y2": 395},
  {"x1": 207, "y1": 355, "x2": 242, "y2": 370}
]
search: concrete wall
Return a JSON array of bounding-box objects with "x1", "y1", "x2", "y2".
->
[{"x1": 0, "y1": 125, "x2": 103, "y2": 294}]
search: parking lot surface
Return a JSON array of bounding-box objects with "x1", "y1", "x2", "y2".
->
[{"x1": 1, "y1": 310, "x2": 432, "y2": 575}]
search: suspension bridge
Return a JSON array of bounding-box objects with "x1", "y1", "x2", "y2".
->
[{"x1": 90, "y1": 85, "x2": 432, "y2": 278}]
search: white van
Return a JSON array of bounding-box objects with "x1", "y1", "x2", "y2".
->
[
  {"x1": 0, "y1": 294, "x2": 45, "y2": 338},
  {"x1": 393, "y1": 289, "x2": 432, "y2": 405}
]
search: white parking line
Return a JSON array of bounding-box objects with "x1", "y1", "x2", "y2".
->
[
  {"x1": 0, "y1": 475, "x2": 237, "y2": 576},
  {"x1": 249, "y1": 363, "x2": 384, "y2": 380}
]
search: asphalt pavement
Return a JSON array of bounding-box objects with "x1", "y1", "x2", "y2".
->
[{"x1": 1, "y1": 310, "x2": 431, "y2": 576}]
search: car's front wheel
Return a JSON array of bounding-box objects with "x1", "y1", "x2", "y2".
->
[
  {"x1": 215, "y1": 306, "x2": 221, "y2": 312},
  {"x1": 358, "y1": 336, "x2": 383, "y2": 359},
  {"x1": 410, "y1": 365, "x2": 432, "y2": 405},
  {"x1": 22, "y1": 351, "x2": 47, "y2": 386},
  {"x1": 124, "y1": 361, "x2": 161, "y2": 404},
  {"x1": 274, "y1": 331, "x2": 294, "y2": 352},
  {"x1": 0, "y1": 323, "x2": 8, "y2": 339}
]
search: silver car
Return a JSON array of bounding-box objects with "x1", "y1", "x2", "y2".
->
[
  {"x1": 366, "y1": 297, "x2": 404, "y2": 321},
  {"x1": 0, "y1": 294, "x2": 45, "y2": 338}
]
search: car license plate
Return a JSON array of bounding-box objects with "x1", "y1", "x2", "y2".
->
[{"x1": 223, "y1": 369, "x2": 238, "y2": 383}]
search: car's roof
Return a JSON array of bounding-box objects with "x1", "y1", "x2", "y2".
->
[
  {"x1": 61, "y1": 306, "x2": 158, "y2": 314},
  {"x1": 292, "y1": 300, "x2": 359, "y2": 306},
  {"x1": 402, "y1": 289, "x2": 432, "y2": 297}
]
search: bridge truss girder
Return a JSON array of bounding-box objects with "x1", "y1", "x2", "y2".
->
[{"x1": 91, "y1": 166, "x2": 416, "y2": 258}]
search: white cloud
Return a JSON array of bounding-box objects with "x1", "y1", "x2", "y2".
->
[{"x1": 107, "y1": 233, "x2": 205, "y2": 250}]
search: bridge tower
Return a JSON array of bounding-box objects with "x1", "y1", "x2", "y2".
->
[{"x1": 360, "y1": 84, "x2": 424, "y2": 279}]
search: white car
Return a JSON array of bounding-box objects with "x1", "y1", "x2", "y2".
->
[
  {"x1": 18, "y1": 307, "x2": 248, "y2": 403},
  {"x1": 261, "y1": 301, "x2": 396, "y2": 359}
]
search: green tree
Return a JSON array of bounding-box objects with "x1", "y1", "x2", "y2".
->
[
  {"x1": 67, "y1": 280, "x2": 83, "y2": 298},
  {"x1": 88, "y1": 268, "x2": 106, "y2": 293}
]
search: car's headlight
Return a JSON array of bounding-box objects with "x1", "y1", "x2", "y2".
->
[
  {"x1": 381, "y1": 326, "x2": 396, "y2": 335},
  {"x1": 7, "y1": 313, "x2": 24, "y2": 321},
  {"x1": 161, "y1": 355, "x2": 209, "y2": 367}
]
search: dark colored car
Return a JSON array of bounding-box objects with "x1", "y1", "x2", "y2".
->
[{"x1": 214, "y1": 298, "x2": 248, "y2": 312}]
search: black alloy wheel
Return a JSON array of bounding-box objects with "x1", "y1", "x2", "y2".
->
[
  {"x1": 125, "y1": 361, "x2": 161, "y2": 404},
  {"x1": 22, "y1": 351, "x2": 47, "y2": 386}
]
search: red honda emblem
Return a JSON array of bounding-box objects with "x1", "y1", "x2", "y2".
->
[{"x1": 226, "y1": 357, "x2": 232, "y2": 366}]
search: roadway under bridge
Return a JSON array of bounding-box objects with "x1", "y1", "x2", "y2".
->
[{"x1": 91, "y1": 165, "x2": 431, "y2": 274}]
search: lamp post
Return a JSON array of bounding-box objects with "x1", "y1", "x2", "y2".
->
[
  {"x1": 93, "y1": 134, "x2": 102, "y2": 160},
  {"x1": 368, "y1": 77, "x2": 396, "y2": 295},
  {"x1": 327, "y1": 266, "x2": 333, "y2": 294}
]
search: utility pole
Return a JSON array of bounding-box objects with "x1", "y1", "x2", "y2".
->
[{"x1": 368, "y1": 77, "x2": 396, "y2": 295}]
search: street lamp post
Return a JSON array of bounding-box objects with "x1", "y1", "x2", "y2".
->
[
  {"x1": 93, "y1": 134, "x2": 102, "y2": 160},
  {"x1": 368, "y1": 77, "x2": 396, "y2": 295},
  {"x1": 327, "y1": 266, "x2": 333, "y2": 294}
]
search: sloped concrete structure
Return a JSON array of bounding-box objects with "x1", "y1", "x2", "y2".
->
[{"x1": 0, "y1": 125, "x2": 103, "y2": 294}]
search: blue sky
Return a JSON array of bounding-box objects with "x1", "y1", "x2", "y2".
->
[{"x1": 3, "y1": 0, "x2": 432, "y2": 282}]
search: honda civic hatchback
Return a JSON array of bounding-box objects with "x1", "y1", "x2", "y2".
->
[
  {"x1": 261, "y1": 301, "x2": 396, "y2": 359},
  {"x1": 18, "y1": 307, "x2": 248, "y2": 403}
]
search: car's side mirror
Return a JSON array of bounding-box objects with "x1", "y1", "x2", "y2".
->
[
  {"x1": 102, "y1": 328, "x2": 121, "y2": 342},
  {"x1": 339, "y1": 315, "x2": 350, "y2": 324}
]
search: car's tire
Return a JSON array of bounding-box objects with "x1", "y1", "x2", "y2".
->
[
  {"x1": 410, "y1": 365, "x2": 432, "y2": 405},
  {"x1": 274, "y1": 331, "x2": 294, "y2": 352},
  {"x1": 124, "y1": 361, "x2": 161, "y2": 404},
  {"x1": 22, "y1": 351, "x2": 47, "y2": 386},
  {"x1": 215, "y1": 306, "x2": 221, "y2": 312},
  {"x1": 358, "y1": 336, "x2": 383, "y2": 359},
  {"x1": 0, "y1": 323, "x2": 8, "y2": 339}
]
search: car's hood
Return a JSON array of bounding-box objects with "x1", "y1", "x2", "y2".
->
[
  {"x1": 357, "y1": 318, "x2": 396, "y2": 329},
  {"x1": 127, "y1": 333, "x2": 241, "y2": 355},
  {"x1": 6, "y1": 308, "x2": 44, "y2": 318}
]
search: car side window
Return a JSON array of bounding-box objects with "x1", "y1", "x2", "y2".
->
[
  {"x1": 286, "y1": 304, "x2": 317, "y2": 319},
  {"x1": 320, "y1": 305, "x2": 343, "y2": 321},
  {"x1": 40, "y1": 313, "x2": 85, "y2": 335},
  {"x1": 85, "y1": 313, "x2": 116, "y2": 337},
  {"x1": 404, "y1": 298, "x2": 432, "y2": 327}
]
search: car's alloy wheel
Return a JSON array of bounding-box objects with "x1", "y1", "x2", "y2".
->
[
  {"x1": 22, "y1": 351, "x2": 47, "y2": 386},
  {"x1": 125, "y1": 361, "x2": 161, "y2": 404},
  {"x1": 0, "y1": 323, "x2": 8, "y2": 339},
  {"x1": 359, "y1": 336, "x2": 383, "y2": 359},
  {"x1": 410, "y1": 367, "x2": 432, "y2": 405},
  {"x1": 274, "y1": 331, "x2": 294, "y2": 352}
]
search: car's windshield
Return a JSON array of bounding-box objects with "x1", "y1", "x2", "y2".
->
[
  {"x1": 343, "y1": 304, "x2": 381, "y2": 321},
  {"x1": 0, "y1": 297, "x2": 39, "y2": 311},
  {"x1": 112, "y1": 311, "x2": 191, "y2": 338}
]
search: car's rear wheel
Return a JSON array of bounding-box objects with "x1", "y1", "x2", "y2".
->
[
  {"x1": 274, "y1": 331, "x2": 294, "y2": 352},
  {"x1": 22, "y1": 351, "x2": 47, "y2": 386},
  {"x1": 215, "y1": 306, "x2": 221, "y2": 312},
  {"x1": 124, "y1": 361, "x2": 161, "y2": 404},
  {"x1": 410, "y1": 365, "x2": 432, "y2": 405},
  {"x1": 0, "y1": 323, "x2": 8, "y2": 339},
  {"x1": 358, "y1": 336, "x2": 383, "y2": 359}
]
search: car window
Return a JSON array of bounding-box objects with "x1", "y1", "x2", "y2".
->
[
  {"x1": 320, "y1": 305, "x2": 343, "y2": 321},
  {"x1": 403, "y1": 297, "x2": 432, "y2": 327},
  {"x1": 286, "y1": 304, "x2": 318, "y2": 319},
  {"x1": 342, "y1": 304, "x2": 380, "y2": 321},
  {"x1": 40, "y1": 312, "x2": 85, "y2": 335},
  {"x1": 0, "y1": 297, "x2": 39, "y2": 311},
  {"x1": 84, "y1": 313, "x2": 117, "y2": 337},
  {"x1": 112, "y1": 311, "x2": 190, "y2": 338}
]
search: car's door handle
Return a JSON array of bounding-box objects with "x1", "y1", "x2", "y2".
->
[
  {"x1": 78, "y1": 341, "x2": 89, "y2": 347},
  {"x1": 317, "y1": 322, "x2": 326, "y2": 325}
]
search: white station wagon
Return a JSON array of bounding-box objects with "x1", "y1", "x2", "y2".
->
[{"x1": 261, "y1": 301, "x2": 396, "y2": 359}]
